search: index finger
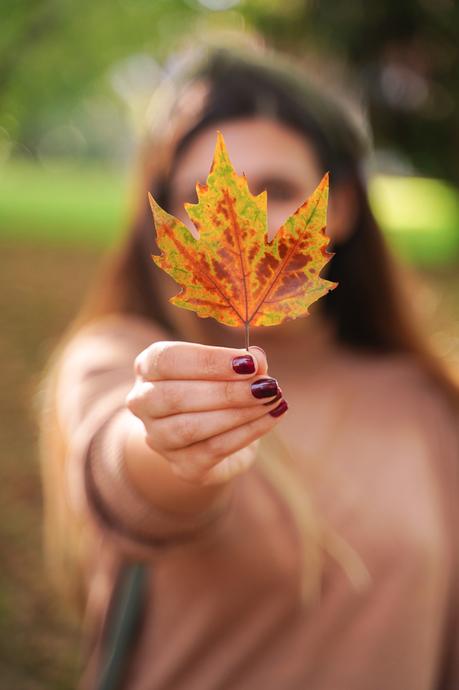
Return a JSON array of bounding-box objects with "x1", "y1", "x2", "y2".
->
[{"x1": 135, "y1": 341, "x2": 268, "y2": 382}]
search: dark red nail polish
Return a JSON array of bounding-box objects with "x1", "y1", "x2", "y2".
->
[
  {"x1": 232, "y1": 354, "x2": 255, "y2": 375},
  {"x1": 251, "y1": 377, "x2": 279, "y2": 399},
  {"x1": 263, "y1": 389, "x2": 283, "y2": 406},
  {"x1": 269, "y1": 400, "x2": 288, "y2": 417}
]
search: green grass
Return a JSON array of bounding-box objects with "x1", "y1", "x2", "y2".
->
[
  {"x1": 1, "y1": 159, "x2": 459, "y2": 265},
  {"x1": 0, "y1": 160, "x2": 129, "y2": 247},
  {"x1": 368, "y1": 175, "x2": 459, "y2": 266}
]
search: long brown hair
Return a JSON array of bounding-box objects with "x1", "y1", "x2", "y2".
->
[{"x1": 38, "y1": 41, "x2": 459, "y2": 616}]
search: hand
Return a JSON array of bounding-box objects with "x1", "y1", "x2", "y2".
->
[{"x1": 126, "y1": 341, "x2": 288, "y2": 487}]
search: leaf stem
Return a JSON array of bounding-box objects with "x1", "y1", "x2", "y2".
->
[{"x1": 245, "y1": 322, "x2": 250, "y2": 351}]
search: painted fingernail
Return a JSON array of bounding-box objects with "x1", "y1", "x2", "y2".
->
[
  {"x1": 251, "y1": 377, "x2": 279, "y2": 399},
  {"x1": 232, "y1": 355, "x2": 256, "y2": 375},
  {"x1": 263, "y1": 389, "x2": 283, "y2": 406},
  {"x1": 269, "y1": 400, "x2": 288, "y2": 417}
]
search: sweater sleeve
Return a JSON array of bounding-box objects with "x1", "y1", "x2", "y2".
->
[{"x1": 56, "y1": 314, "x2": 236, "y2": 562}]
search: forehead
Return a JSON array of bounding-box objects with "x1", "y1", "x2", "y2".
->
[{"x1": 170, "y1": 116, "x2": 320, "y2": 189}]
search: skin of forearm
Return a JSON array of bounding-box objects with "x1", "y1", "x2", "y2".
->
[{"x1": 120, "y1": 410, "x2": 235, "y2": 519}]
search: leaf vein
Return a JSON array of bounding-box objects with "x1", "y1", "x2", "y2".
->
[{"x1": 248, "y1": 200, "x2": 323, "y2": 323}]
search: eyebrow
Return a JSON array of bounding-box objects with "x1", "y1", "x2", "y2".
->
[
  {"x1": 247, "y1": 174, "x2": 303, "y2": 195},
  {"x1": 178, "y1": 172, "x2": 304, "y2": 201}
]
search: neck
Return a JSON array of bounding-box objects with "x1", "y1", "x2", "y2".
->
[{"x1": 258, "y1": 312, "x2": 339, "y2": 378}]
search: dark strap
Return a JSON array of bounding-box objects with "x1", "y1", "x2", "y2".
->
[{"x1": 96, "y1": 563, "x2": 147, "y2": 690}]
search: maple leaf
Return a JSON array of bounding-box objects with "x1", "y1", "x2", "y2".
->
[{"x1": 148, "y1": 131, "x2": 337, "y2": 347}]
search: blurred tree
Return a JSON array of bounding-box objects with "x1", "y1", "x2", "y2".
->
[
  {"x1": 0, "y1": 0, "x2": 198, "y2": 156},
  {"x1": 242, "y1": 0, "x2": 459, "y2": 182},
  {"x1": 0, "y1": 0, "x2": 458, "y2": 181}
]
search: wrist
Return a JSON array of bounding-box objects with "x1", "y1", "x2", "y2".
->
[{"x1": 123, "y1": 410, "x2": 235, "y2": 520}]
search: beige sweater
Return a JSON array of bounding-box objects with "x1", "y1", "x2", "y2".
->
[{"x1": 55, "y1": 313, "x2": 459, "y2": 690}]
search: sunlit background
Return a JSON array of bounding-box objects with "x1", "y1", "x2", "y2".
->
[{"x1": 1, "y1": 1, "x2": 458, "y2": 687}]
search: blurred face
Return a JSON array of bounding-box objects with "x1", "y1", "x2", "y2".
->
[
  {"x1": 167, "y1": 116, "x2": 355, "y2": 243},
  {"x1": 158, "y1": 116, "x2": 356, "y2": 344}
]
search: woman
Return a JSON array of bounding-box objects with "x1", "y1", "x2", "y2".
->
[{"x1": 38, "y1": 42, "x2": 459, "y2": 689}]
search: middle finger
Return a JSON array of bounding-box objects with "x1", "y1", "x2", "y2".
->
[{"x1": 135, "y1": 376, "x2": 281, "y2": 418}]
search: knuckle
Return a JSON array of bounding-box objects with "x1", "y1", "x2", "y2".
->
[
  {"x1": 128, "y1": 384, "x2": 150, "y2": 415},
  {"x1": 173, "y1": 416, "x2": 197, "y2": 447},
  {"x1": 222, "y1": 380, "x2": 238, "y2": 405},
  {"x1": 151, "y1": 341, "x2": 173, "y2": 379},
  {"x1": 144, "y1": 420, "x2": 167, "y2": 454},
  {"x1": 145, "y1": 383, "x2": 162, "y2": 417},
  {"x1": 139, "y1": 341, "x2": 175, "y2": 380},
  {"x1": 133, "y1": 352, "x2": 145, "y2": 377},
  {"x1": 198, "y1": 348, "x2": 220, "y2": 378},
  {"x1": 125, "y1": 384, "x2": 142, "y2": 415},
  {"x1": 163, "y1": 382, "x2": 184, "y2": 415},
  {"x1": 144, "y1": 419, "x2": 160, "y2": 446}
]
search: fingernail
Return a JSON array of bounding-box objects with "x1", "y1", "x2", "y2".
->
[
  {"x1": 232, "y1": 354, "x2": 255, "y2": 375},
  {"x1": 263, "y1": 389, "x2": 283, "y2": 406},
  {"x1": 251, "y1": 377, "x2": 279, "y2": 399},
  {"x1": 269, "y1": 400, "x2": 288, "y2": 417}
]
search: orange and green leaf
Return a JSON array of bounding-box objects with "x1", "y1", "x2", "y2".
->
[{"x1": 148, "y1": 130, "x2": 337, "y2": 344}]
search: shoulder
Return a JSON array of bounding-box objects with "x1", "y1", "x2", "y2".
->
[
  {"x1": 343, "y1": 349, "x2": 458, "y2": 433},
  {"x1": 60, "y1": 312, "x2": 170, "y2": 375},
  {"x1": 54, "y1": 313, "x2": 172, "y2": 429},
  {"x1": 68, "y1": 312, "x2": 169, "y2": 351},
  {"x1": 332, "y1": 348, "x2": 459, "y2": 495}
]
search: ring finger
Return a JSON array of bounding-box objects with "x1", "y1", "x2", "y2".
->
[{"x1": 145, "y1": 397, "x2": 282, "y2": 451}]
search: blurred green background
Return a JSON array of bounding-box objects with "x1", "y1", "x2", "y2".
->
[{"x1": 1, "y1": 1, "x2": 458, "y2": 688}]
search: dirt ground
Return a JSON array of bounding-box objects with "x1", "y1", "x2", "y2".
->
[
  {"x1": 0, "y1": 239, "x2": 101, "y2": 689},
  {"x1": 1, "y1": 237, "x2": 458, "y2": 689}
]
